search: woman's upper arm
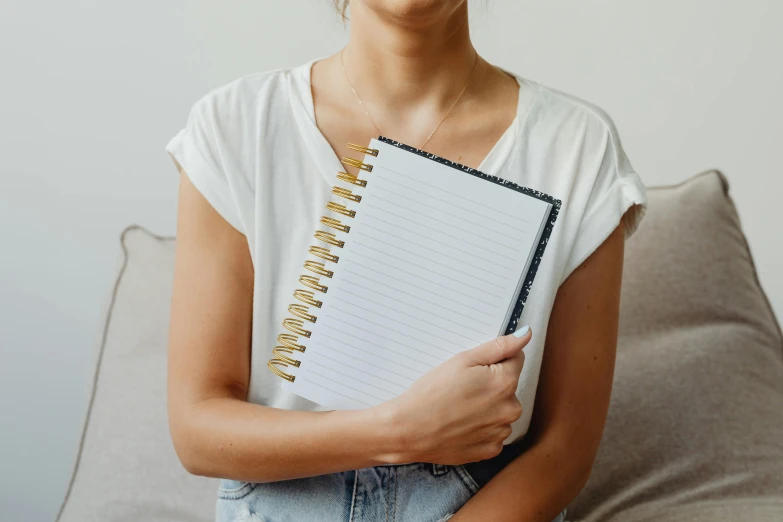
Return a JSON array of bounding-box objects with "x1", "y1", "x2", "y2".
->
[
  {"x1": 167, "y1": 170, "x2": 254, "y2": 444},
  {"x1": 531, "y1": 223, "x2": 625, "y2": 467}
]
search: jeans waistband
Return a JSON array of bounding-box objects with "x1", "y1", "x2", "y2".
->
[
  {"x1": 430, "y1": 463, "x2": 450, "y2": 475},
  {"x1": 461, "y1": 440, "x2": 526, "y2": 488},
  {"x1": 377, "y1": 441, "x2": 525, "y2": 484}
]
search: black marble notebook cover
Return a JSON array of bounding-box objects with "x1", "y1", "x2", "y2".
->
[{"x1": 378, "y1": 137, "x2": 562, "y2": 335}]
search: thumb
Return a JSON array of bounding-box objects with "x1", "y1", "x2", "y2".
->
[{"x1": 466, "y1": 326, "x2": 531, "y2": 366}]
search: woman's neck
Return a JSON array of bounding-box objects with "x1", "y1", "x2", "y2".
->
[{"x1": 342, "y1": 1, "x2": 478, "y2": 112}]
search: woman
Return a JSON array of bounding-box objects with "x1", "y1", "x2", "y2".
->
[{"x1": 165, "y1": 1, "x2": 646, "y2": 521}]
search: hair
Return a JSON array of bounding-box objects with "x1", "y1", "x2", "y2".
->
[{"x1": 333, "y1": 0, "x2": 349, "y2": 19}]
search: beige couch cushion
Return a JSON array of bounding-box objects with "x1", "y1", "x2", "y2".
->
[
  {"x1": 56, "y1": 226, "x2": 215, "y2": 522},
  {"x1": 570, "y1": 171, "x2": 783, "y2": 521},
  {"x1": 57, "y1": 171, "x2": 783, "y2": 521}
]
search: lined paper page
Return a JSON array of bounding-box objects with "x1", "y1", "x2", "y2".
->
[{"x1": 282, "y1": 140, "x2": 552, "y2": 409}]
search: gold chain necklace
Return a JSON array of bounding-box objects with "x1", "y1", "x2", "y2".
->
[{"x1": 340, "y1": 48, "x2": 479, "y2": 150}]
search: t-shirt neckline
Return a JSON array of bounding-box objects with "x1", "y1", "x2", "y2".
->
[{"x1": 288, "y1": 57, "x2": 537, "y2": 187}]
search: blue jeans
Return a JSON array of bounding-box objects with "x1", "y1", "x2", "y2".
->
[{"x1": 215, "y1": 448, "x2": 567, "y2": 521}]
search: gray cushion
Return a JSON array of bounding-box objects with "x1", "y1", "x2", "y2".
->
[
  {"x1": 570, "y1": 171, "x2": 783, "y2": 521},
  {"x1": 56, "y1": 226, "x2": 215, "y2": 522}
]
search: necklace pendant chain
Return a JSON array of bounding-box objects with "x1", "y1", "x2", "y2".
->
[{"x1": 340, "y1": 48, "x2": 479, "y2": 150}]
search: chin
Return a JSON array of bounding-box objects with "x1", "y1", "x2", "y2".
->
[{"x1": 360, "y1": 0, "x2": 467, "y2": 24}]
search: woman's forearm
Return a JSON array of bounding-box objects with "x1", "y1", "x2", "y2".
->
[
  {"x1": 450, "y1": 434, "x2": 591, "y2": 522},
  {"x1": 172, "y1": 397, "x2": 399, "y2": 483},
  {"x1": 169, "y1": 176, "x2": 410, "y2": 483},
  {"x1": 452, "y1": 227, "x2": 626, "y2": 521}
]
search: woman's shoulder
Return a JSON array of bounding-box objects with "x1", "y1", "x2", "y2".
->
[
  {"x1": 513, "y1": 76, "x2": 647, "y2": 253},
  {"x1": 517, "y1": 75, "x2": 623, "y2": 143},
  {"x1": 187, "y1": 62, "x2": 310, "y2": 125}
]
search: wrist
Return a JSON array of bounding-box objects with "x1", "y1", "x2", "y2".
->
[{"x1": 367, "y1": 401, "x2": 413, "y2": 465}]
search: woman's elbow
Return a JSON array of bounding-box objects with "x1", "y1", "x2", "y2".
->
[
  {"x1": 548, "y1": 431, "x2": 601, "y2": 497},
  {"x1": 565, "y1": 441, "x2": 601, "y2": 498},
  {"x1": 168, "y1": 407, "x2": 217, "y2": 478},
  {"x1": 572, "y1": 457, "x2": 595, "y2": 493},
  {"x1": 174, "y1": 443, "x2": 212, "y2": 478}
]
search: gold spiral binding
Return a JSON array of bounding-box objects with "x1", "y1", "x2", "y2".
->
[
  {"x1": 314, "y1": 230, "x2": 345, "y2": 248},
  {"x1": 337, "y1": 172, "x2": 367, "y2": 187},
  {"x1": 342, "y1": 157, "x2": 373, "y2": 172},
  {"x1": 304, "y1": 260, "x2": 334, "y2": 278},
  {"x1": 332, "y1": 186, "x2": 362, "y2": 202},
  {"x1": 320, "y1": 217, "x2": 351, "y2": 233},
  {"x1": 272, "y1": 347, "x2": 301, "y2": 367},
  {"x1": 294, "y1": 289, "x2": 322, "y2": 308},
  {"x1": 267, "y1": 359, "x2": 296, "y2": 382},
  {"x1": 283, "y1": 318, "x2": 311, "y2": 337},
  {"x1": 309, "y1": 246, "x2": 339, "y2": 263},
  {"x1": 289, "y1": 304, "x2": 317, "y2": 323},
  {"x1": 299, "y1": 275, "x2": 328, "y2": 293},
  {"x1": 268, "y1": 141, "x2": 380, "y2": 382},
  {"x1": 326, "y1": 201, "x2": 356, "y2": 218},
  {"x1": 278, "y1": 333, "x2": 306, "y2": 352},
  {"x1": 347, "y1": 143, "x2": 379, "y2": 156}
]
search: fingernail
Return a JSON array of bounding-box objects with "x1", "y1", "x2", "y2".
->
[{"x1": 513, "y1": 325, "x2": 530, "y2": 338}]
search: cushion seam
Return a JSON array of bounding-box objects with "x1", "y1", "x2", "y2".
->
[
  {"x1": 726, "y1": 195, "x2": 783, "y2": 355},
  {"x1": 54, "y1": 224, "x2": 174, "y2": 521}
]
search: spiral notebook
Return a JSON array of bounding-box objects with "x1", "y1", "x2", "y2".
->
[{"x1": 268, "y1": 137, "x2": 561, "y2": 409}]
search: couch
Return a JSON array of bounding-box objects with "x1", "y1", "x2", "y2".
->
[{"x1": 56, "y1": 171, "x2": 783, "y2": 521}]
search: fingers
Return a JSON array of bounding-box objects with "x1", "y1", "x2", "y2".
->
[
  {"x1": 462, "y1": 433, "x2": 511, "y2": 461},
  {"x1": 466, "y1": 327, "x2": 532, "y2": 367},
  {"x1": 501, "y1": 349, "x2": 526, "y2": 377}
]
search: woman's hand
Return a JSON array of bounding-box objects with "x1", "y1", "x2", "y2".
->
[{"x1": 378, "y1": 328, "x2": 531, "y2": 465}]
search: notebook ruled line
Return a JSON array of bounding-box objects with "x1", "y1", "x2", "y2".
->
[
  {"x1": 330, "y1": 293, "x2": 485, "y2": 345},
  {"x1": 352, "y1": 235, "x2": 507, "y2": 289},
  {"x1": 373, "y1": 176, "x2": 530, "y2": 231},
  {"x1": 305, "y1": 369, "x2": 378, "y2": 405},
  {"x1": 357, "y1": 231, "x2": 506, "y2": 286},
  {"x1": 341, "y1": 269, "x2": 494, "y2": 320},
  {"x1": 369, "y1": 200, "x2": 523, "y2": 255},
  {"x1": 361, "y1": 220, "x2": 513, "y2": 270},
  {"x1": 364, "y1": 206, "x2": 519, "y2": 263},
  {"x1": 377, "y1": 165, "x2": 533, "y2": 222},
  {"x1": 336, "y1": 283, "x2": 492, "y2": 331},
  {"x1": 308, "y1": 352, "x2": 405, "y2": 394},
  {"x1": 348, "y1": 253, "x2": 503, "y2": 302},
  {"x1": 317, "y1": 334, "x2": 418, "y2": 382},
  {"x1": 372, "y1": 192, "x2": 528, "y2": 239},
  {"x1": 322, "y1": 317, "x2": 442, "y2": 367},
  {"x1": 327, "y1": 305, "x2": 462, "y2": 357},
  {"x1": 345, "y1": 255, "x2": 500, "y2": 310}
]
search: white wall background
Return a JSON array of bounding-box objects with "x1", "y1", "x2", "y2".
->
[{"x1": 1, "y1": 1, "x2": 781, "y2": 520}]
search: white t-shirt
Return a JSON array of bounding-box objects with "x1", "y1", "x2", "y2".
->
[{"x1": 165, "y1": 60, "x2": 647, "y2": 442}]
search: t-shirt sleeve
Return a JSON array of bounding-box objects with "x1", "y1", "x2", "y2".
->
[
  {"x1": 165, "y1": 94, "x2": 247, "y2": 234},
  {"x1": 561, "y1": 116, "x2": 647, "y2": 280}
]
